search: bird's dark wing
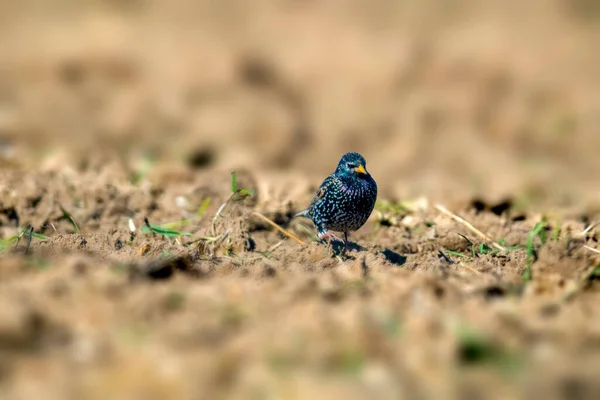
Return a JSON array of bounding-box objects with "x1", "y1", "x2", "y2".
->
[
  {"x1": 295, "y1": 174, "x2": 336, "y2": 218},
  {"x1": 307, "y1": 174, "x2": 338, "y2": 216}
]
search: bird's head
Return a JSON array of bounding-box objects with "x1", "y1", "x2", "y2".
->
[{"x1": 335, "y1": 152, "x2": 371, "y2": 179}]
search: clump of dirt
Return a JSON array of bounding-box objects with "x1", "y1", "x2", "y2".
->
[{"x1": 2, "y1": 161, "x2": 600, "y2": 399}]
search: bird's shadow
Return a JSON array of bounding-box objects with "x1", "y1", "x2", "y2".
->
[
  {"x1": 325, "y1": 239, "x2": 365, "y2": 259},
  {"x1": 319, "y1": 238, "x2": 407, "y2": 267},
  {"x1": 328, "y1": 242, "x2": 407, "y2": 266}
]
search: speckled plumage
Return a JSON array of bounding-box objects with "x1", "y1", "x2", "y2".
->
[{"x1": 296, "y1": 152, "x2": 377, "y2": 254}]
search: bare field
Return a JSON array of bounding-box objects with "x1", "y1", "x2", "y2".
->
[{"x1": 1, "y1": 1, "x2": 600, "y2": 399}]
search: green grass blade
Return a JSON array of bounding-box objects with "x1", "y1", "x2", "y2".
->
[
  {"x1": 231, "y1": 190, "x2": 253, "y2": 202},
  {"x1": 1, "y1": 227, "x2": 47, "y2": 252},
  {"x1": 160, "y1": 219, "x2": 190, "y2": 229},
  {"x1": 59, "y1": 205, "x2": 80, "y2": 233},
  {"x1": 445, "y1": 250, "x2": 467, "y2": 258},
  {"x1": 230, "y1": 171, "x2": 253, "y2": 199},
  {"x1": 457, "y1": 233, "x2": 472, "y2": 245},
  {"x1": 196, "y1": 198, "x2": 211, "y2": 217},
  {"x1": 141, "y1": 222, "x2": 193, "y2": 238},
  {"x1": 0, "y1": 236, "x2": 18, "y2": 252},
  {"x1": 523, "y1": 220, "x2": 547, "y2": 281},
  {"x1": 551, "y1": 222, "x2": 561, "y2": 241},
  {"x1": 503, "y1": 245, "x2": 525, "y2": 252},
  {"x1": 231, "y1": 171, "x2": 238, "y2": 193},
  {"x1": 527, "y1": 221, "x2": 547, "y2": 259}
]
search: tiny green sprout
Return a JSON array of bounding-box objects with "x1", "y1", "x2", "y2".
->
[
  {"x1": 478, "y1": 243, "x2": 494, "y2": 255},
  {"x1": 231, "y1": 171, "x2": 254, "y2": 198},
  {"x1": 457, "y1": 233, "x2": 473, "y2": 246},
  {"x1": 196, "y1": 198, "x2": 211, "y2": 217},
  {"x1": 503, "y1": 244, "x2": 525, "y2": 252},
  {"x1": 16, "y1": 225, "x2": 35, "y2": 254},
  {"x1": 231, "y1": 170, "x2": 238, "y2": 193},
  {"x1": 232, "y1": 189, "x2": 254, "y2": 202},
  {"x1": 159, "y1": 219, "x2": 190, "y2": 230},
  {"x1": 445, "y1": 250, "x2": 467, "y2": 258},
  {"x1": 523, "y1": 219, "x2": 548, "y2": 282},
  {"x1": 141, "y1": 221, "x2": 194, "y2": 238},
  {"x1": 230, "y1": 171, "x2": 254, "y2": 200},
  {"x1": 59, "y1": 205, "x2": 80, "y2": 233},
  {"x1": 0, "y1": 236, "x2": 18, "y2": 252},
  {"x1": 457, "y1": 233, "x2": 477, "y2": 257},
  {"x1": 0, "y1": 226, "x2": 47, "y2": 253},
  {"x1": 551, "y1": 222, "x2": 562, "y2": 241},
  {"x1": 212, "y1": 172, "x2": 254, "y2": 228}
]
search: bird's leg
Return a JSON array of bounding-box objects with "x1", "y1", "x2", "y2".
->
[
  {"x1": 324, "y1": 235, "x2": 332, "y2": 253},
  {"x1": 318, "y1": 231, "x2": 343, "y2": 257},
  {"x1": 342, "y1": 232, "x2": 349, "y2": 258},
  {"x1": 318, "y1": 231, "x2": 343, "y2": 242}
]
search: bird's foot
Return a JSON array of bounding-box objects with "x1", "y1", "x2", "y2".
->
[
  {"x1": 318, "y1": 231, "x2": 343, "y2": 242},
  {"x1": 319, "y1": 231, "x2": 350, "y2": 259}
]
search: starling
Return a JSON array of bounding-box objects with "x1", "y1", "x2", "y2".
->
[{"x1": 296, "y1": 152, "x2": 377, "y2": 256}]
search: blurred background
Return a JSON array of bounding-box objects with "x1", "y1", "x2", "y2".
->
[
  {"x1": 2, "y1": 2, "x2": 600, "y2": 399},
  {"x1": 1, "y1": 0, "x2": 599, "y2": 206}
]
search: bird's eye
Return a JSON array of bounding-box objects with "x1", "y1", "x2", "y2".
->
[{"x1": 347, "y1": 163, "x2": 357, "y2": 169}]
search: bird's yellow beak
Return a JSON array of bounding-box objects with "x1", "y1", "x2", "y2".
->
[{"x1": 354, "y1": 165, "x2": 367, "y2": 175}]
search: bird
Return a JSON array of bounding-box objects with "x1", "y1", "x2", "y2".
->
[{"x1": 295, "y1": 152, "x2": 377, "y2": 257}]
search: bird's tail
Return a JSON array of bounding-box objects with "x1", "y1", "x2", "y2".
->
[{"x1": 294, "y1": 209, "x2": 309, "y2": 218}]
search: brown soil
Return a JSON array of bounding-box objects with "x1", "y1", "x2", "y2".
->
[{"x1": 2, "y1": 1, "x2": 600, "y2": 399}]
